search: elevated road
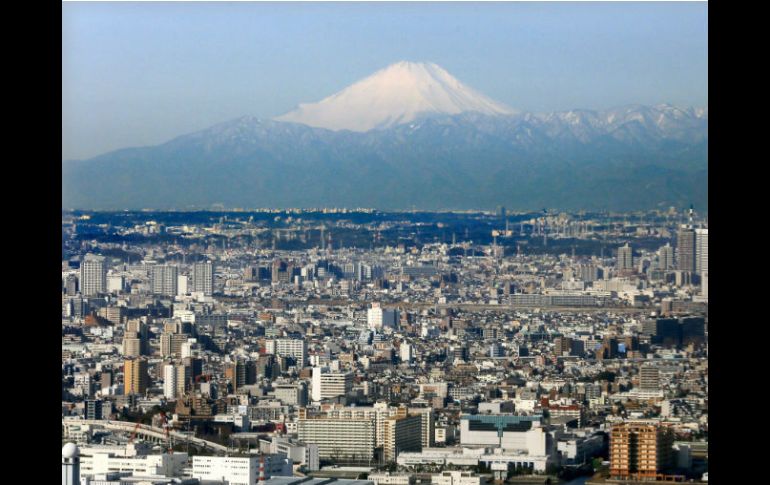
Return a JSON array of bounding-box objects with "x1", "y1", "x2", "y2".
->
[
  {"x1": 306, "y1": 299, "x2": 655, "y2": 314},
  {"x1": 63, "y1": 418, "x2": 228, "y2": 453}
]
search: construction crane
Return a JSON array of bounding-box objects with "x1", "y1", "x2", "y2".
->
[
  {"x1": 157, "y1": 411, "x2": 173, "y2": 454},
  {"x1": 128, "y1": 417, "x2": 143, "y2": 444}
]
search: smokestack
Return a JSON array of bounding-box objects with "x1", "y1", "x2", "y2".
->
[{"x1": 259, "y1": 455, "x2": 265, "y2": 482}]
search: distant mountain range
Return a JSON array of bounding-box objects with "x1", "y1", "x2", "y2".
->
[{"x1": 62, "y1": 62, "x2": 707, "y2": 211}]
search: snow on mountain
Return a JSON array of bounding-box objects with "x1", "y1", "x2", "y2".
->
[{"x1": 275, "y1": 61, "x2": 515, "y2": 132}]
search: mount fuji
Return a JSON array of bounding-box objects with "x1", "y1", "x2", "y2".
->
[
  {"x1": 276, "y1": 61, "x2": 515, "y2": 131},
  {"x1": 62, "y1": 62, "x2": 707, "y2": 211}
]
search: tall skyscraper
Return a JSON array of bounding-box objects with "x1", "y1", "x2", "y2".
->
[
  {"x1": 676, "y1": 227, "x2": 696, "y2": 272},
  {"x1": 192, "y1": 261, "x2": 214, "y2": 296},
  {"x1": 695, "y1": 228, "x2": 708, "y2": 275},
  {"x1": 165, "y1": 363, "x2": 191, "y2": 398},
  {"x1": 617, "y1": 244, "x2": 633, "y2": 271},
  {"x1": 658, "y1": 243, "x2": 674, "y2": 270},
  {"x1": 151, "y1": 265, "x2": 179, "y2": 296},
  {"x1": 163, "y1": 364, "x2": 177, "y2": 399},
  {"x1": 124, "y1": 358, "x2": 149, "y2": 396},
  {"x1": 80, "y1": 254, "x2": 107, "y2": 296}
]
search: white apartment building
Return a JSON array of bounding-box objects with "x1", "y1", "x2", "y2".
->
[
  {"x1": 267, "y1": 338, "x2": 308, "y2": 368},
  {"x1": 311, "y1": 367, "x2": 353, "y2": 401},
  {"x1": 81, "y1": 254, "x2": 107, "y2": 296},
  {"x1": 79, "y1": 446, "x2": 188, "y2": 478},
  {"x1": 191, "y1": 261, "x2": 214, "y2": 296},
  {"x1": 151, "y1": 265, "x2": 178, "y2": 296},
  {"x1": 431, "y1": 471, "x2": 487, "y2": 485},
  {"x1": 368, "y1": 303, "x2": 398, "y2": 330},
  {"x1": 192, "y1": 454, "x2": 292, "y2": 485},
  {"x1": 400, "y1": 344, "x2": 413, "y2": 363},
  {"x1": 177, "y1": 274, "x2": 189, "y2": 295},
  {"x1": 695, "y1": 228, "x2": 708, "y2": 275},
  {"x1": 273, "y1": 382, "x2": 308, "y2": 406},
  {"x1": 297, "y1": 418, "x2": 376, "y2": 462},
  {"x1": 106, "y1": 274, "x2": 125, "y2": 293},
  {"x1": 368, "y1": 473, "x2": 415, "y2": 485},
  {"x1": 162, "y1": 364, "x2": 177, "y2": 399}
]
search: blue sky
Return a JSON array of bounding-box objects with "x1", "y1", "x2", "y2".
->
[{"x1": 62, "y1": 2, "x2": 708, "y2": 160}]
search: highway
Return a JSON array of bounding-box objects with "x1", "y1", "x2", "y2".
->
[{"x1": 64, "y1": 418, "x2": 228, "y2": 453}]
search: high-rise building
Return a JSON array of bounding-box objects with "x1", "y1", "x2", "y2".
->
[
  {"x1": 676, "y1": 228, "x2": 696, "y2": 272},
  {"x1": 610, "y1": 422, "x2": 674, "y2": 480},
  {"x1": 554, "y1": 337, "x2": 573, "y2": 356},
  {"x1": 400, "y1": 343, "x2": 413, "y2": 363},
  {"x1": 160, "y1": 333, "x2": 189, "y2": 358},
  {"x1": 107, "y1": 274, "x2": 125, "y2": 293},
  {"x1": 268, "y1": 339, "x2": 308, "y2": 368},
  {"x1": 177, "y1": 274, "x2": 189, "y2": 296},
  {"x1": 163, "y1": 364, "x2": 178, "y2": 399},
  {"x1": 125, "y1": 319, "x2": 149, "y2": 355},
  {"x1": 80, "y1": 254, "x2": 107, "y2": 296},
  {"x1": 64, "y1": 274, "x2": 78, "y2": 296},
  {"x1": 273, "y1": 382, "x2": 308, "y2": 406},
  {"x1": 407, "y1": 407, "x2": 435, "y2": 448},
  {"x1": 176, "y1": 363, "x2": 191, "y2": 396},
  {"x1": 368, "y1": 303, "x2": 398, "y2": 330},
  {"x1": 100, "y1": 370, "x2": 113, "y2": 391},
  {"x1": 639, "y1": 365, "x2": 660, "y2": 391},
  {"x1": 383, "y1": 414, "x2": 423, "y2": 462},
  {"x1": 162, "y1": 363, "x2": 191, "y2": 400},
  {"x1": 695, "y1": 228, "x2": 708, "y2": 275},
  {"x1": 617, "y1": 244, "x2": 633, "y2": 271},
  {"x1": 124, "y1": 358, "x2": 149, "y2": 396},
  {"x1": 151, "y1": 265, "x2": 179, "y2": 296},
  {"x1": 122, "y1": 337, "x2": 142, "y2": 357},
  {"x1": 311, "y1": 367, "x2": 353, "y2": 401},
  {"x1": 298, "y1": 417, "x2": 376, "y2": 463},
  {"x1": 576, "y1": 263, "x2": 600, "y2": 282},
  {"x1": 191, "y1": 261, "x2": 214, "y2": 296},
  {"x1": 658, "y1": 243, "x2": 674, "y2": 270},
  {"x1": 84, "y1": 399, "x2": 105, "y2": 420},
  {"x1": 225, "y1": 361, "x2": 247, "y2": 391}
]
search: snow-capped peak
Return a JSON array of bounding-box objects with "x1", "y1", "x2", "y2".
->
[{"x1": 275, "y1": 61, "x2": 516, "y2": 132}]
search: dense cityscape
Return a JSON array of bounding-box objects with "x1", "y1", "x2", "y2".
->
[{"x1": 62, "y1": 208, "x2": 708, "y2": 485}]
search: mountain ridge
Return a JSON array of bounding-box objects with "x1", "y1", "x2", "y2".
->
[{"x1": 62, "y1": 104, "x2": 707, "y2": 211}]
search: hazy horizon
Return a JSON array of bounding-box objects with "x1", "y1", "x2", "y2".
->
[{"x1": 63, "y1": 2, "x2": 707, "y2": 161}]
